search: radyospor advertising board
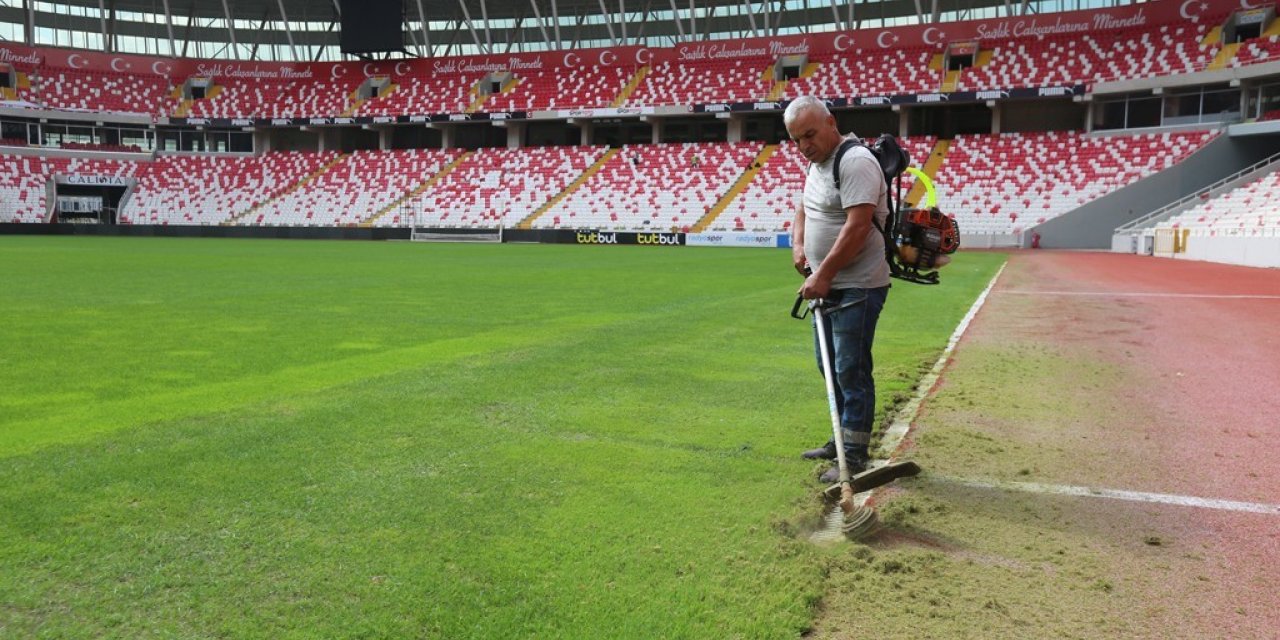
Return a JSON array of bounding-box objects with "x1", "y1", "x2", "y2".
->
[
  {"x1": 685, "y1": 232, "x2": 779, "y2": 248},
  {"x1": 0, "y1": 0, "x2": 1260, "y2": 79}
]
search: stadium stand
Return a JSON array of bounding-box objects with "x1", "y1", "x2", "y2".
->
[
  {"x1": 626, "y1": 58, "x2": 773, "y2": 106},
  {"x1": 483, "y1": 65, "x2": 638, "y2": 111},
  {"x1": 932, "y1": 130, "x2": 1218, "y2": 235},
  {"x1": 533, "y1": 141, "x2": 763, "y2": 231},
  {"x1": 400, "y1": 145, "x2": 607, "y2": 228},
  {"x1": 352, "y1": 71, "x2": 479, "y2": 116},
  {"x1": 787, "y1": 49, "x2": 938, "y2": 98},
  {"x1": 27, "y1": 67, "x2": 174, "y2": 116},
  {"x1": 184, "y1": 77, "x2": 361, "y2": 119},
  {"x1": 1158, "y1": 169, "x2": 1280, "y2": 235},
  {"x1": 121, "y1": 152, "x2": 339, "y2": 225},
  {"x1": 0, "y1": 154, "x2": 138, "y2": 222},
  {"x1": 1233, "y1": 34, "x2": 1280, "y2": 67},
  {"x1": 252, "y1": 148, "x2": 463, "y2": 227},
  {"x1": 711, "y1": 136, "x2": 937, "y2": 232}
]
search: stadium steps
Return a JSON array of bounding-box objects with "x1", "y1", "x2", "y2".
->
[
  {"x1": 691, "y1": 144, "x2": 777, "y2": 233},
  {"x1": 223, "y1": 153, "x2": 350, "y2": 226},
  {"x1": 764, "y1": 62, "x2": 817, "y2": 101},
  {"x1": 1208, "y1": 43, "x2": 1244, "y2": 70},
  {"x1": 1265, "y1": 19, "x2": 1280, "y2": 37},
  {"x1": 929, "y1": 54, "x2": 944, "y2": 71},
  {"x1": 17, "y1": 72, "x2": 30, "y2": 90},
  {"x1": 975, "y1": 50, "x2": 993, "y2": 67},
  {"x1": 341, "y1": 87, "x2": 365, "y2": 117},
  {"x1": 173, "y1": 99, "x2": 195, "y2": 118},
  {"x1": 360, "y1": 151, "x2": 474, "y2": 227},
  {"x1": 466, "y1": 78, "x2": 520, "y2": 114},
  {"x1": 0, "y1": 87, "x2": 14, "y2": 100},
  {"x1": 517, "y1": 148, "x2": 619, "y2": 229},
  {"x1": 174, "y1": 85, "x2": 223, "y2": 118},
  {"x1": 1201, "y1": 25, "x2": 1223, "y2": 46},
  {"x1": 906, "y1": 139, "x2": 951, "y2": 208},
  {"x1": 341, "y1": 81, "x2": 398, "y2": 118},
  {"x1": 610, "y1": 65, "x2": 650, "y2": 108},
  {"x1": 941, "y1": 69, "x2": 961, "y2": 92},
  {"x1": 348, "y1": 82, "x2": 400, "y2": 116},
  {"x1": 766, "y1": 80, "x2": 788, "y2": 101}
]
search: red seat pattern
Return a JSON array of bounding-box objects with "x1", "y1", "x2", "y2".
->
[
  {"x1": 788, "y1": 49, "x2": 938, "y2": 98},
  {"x1": 1232, "y1": 34, "x2": 1280, "y2": 67},
  {"x1": 0, "y1": 154, "x2": 140, "y2": 222},
  {"x1": 254, "y1": 148, "x2": 463, "y2": 227},
  {"x1": 185, "y1": 77, "x2": 361, "y2": 119},
  {"x1": 122, "y1": 152, "x2": 339, "y2": 225},
  {"x1": 484, "y1": 65, "x2": 636, "y2": 111},
  {"x1": 1159, "y1": 169, "x2": 1280, "y2": 236},
  {"x1": 404, "y1": 146, "x2": 607, "y2": 228},
  {"x1": 931, "y1": 130, "x2": 1218, "y2": 234},
  {"x1": 354, "y1": 72, "x2": 478, "y2": 116},
  {"x1": 28, "y1": 67, "x2": 176, "y2": 116},
  {"x1": 627, "y1": 59, "x2": 772, "y2": 106},
  {"x1": 536, "y1": 141, "x2": 763, "y2": 231}
]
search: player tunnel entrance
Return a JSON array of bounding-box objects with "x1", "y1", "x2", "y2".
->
[{"x1": 49, "y1": 174, "x2": 137, "y2": 225}]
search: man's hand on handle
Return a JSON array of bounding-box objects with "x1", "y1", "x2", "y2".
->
[{"x1": 799, "y1": 271, "x2": 833, "y2": 300}]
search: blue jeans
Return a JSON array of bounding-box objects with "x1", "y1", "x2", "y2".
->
[{"x1": 813, "y1": 286, "x2": 889, "y2": 460}]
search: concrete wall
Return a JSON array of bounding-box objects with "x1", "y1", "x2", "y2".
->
[
  {"x1": 1178, "y1": 235, "x2": 1280, "y2": 268},
  {"x1": 1028, "y1": 132, "x2": 1280, "y2": 249}
]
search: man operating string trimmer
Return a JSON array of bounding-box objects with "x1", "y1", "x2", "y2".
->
[{"x1": 786, "y1": 96, "x2": 889, "y2": 484}]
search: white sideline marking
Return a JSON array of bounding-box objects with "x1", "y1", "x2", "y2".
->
[
  {"x1": 945, "y1": 477, "x2": 1280, "y2": 515},
  {"x1": 856, "y1": 261, "x2": 1009, "y2": 508},
  {"x1": 1001, "y1": 290, "x2": 1280, "y2": 300},
  {"x1": 875, "y1": 261, "x2": 1008, "y2": 461}
]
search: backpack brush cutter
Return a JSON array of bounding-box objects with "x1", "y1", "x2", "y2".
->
[{"x1": 830, "y1": 134, "x2": 961, "y2": 285}]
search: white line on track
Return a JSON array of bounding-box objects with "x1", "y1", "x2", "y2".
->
[
  {"x1": 940, "y1": 477, "x2": 1280, "y2": 515},
  {"x1": 855, "y1": 261, "x2": 1008, "y2": 507},
  {"x1": 1001, "y1": 290, "x2": 1280, "y2": 300}
]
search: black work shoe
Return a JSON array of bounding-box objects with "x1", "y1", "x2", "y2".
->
[
  {"x1": 801, "y1": 442, "x2": 837, "y2": 460},
  {"x1": 819, "y1": 457, "x2": 869, "y2": 484}
]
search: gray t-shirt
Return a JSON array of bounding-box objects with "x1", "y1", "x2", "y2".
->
[{"x1": 801, "y1": 139, "x2": 891, "y2": 289}]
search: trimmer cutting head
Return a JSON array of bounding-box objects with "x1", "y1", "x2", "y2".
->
[
  {"x1": 810, "y1": 503, "x2": 881, "y2": 543},
  {"x1": 810, "y1": 461, "x2": 921, "y2": 543}
]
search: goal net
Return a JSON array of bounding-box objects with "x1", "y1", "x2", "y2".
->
[
  {"x1": 407, "y1": 201, "x2": 504, "y2": 243},
  {"x1": 410, "y1": 227, "x2": 504, "y2": 243}
]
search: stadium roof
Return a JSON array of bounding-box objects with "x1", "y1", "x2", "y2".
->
[{"x1": 3, "y1": 0, "x2": 1134, "y2": 62}]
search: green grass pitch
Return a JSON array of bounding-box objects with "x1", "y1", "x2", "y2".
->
[{"x1": 0, "y1": 236, "x2": 1004, "y2": 638}]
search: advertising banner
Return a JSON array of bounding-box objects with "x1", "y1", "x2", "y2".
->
[
  {"x1": 568, "y1": 229, "x2": 686, "y2": 246},
  {"x1": 685, "y1": 232, "x2": 780, "y2": 248}
]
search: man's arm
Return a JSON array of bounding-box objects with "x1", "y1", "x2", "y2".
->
[
  {"x1": 791, "y1": 203, "x2": 808, "y2": 275},
  {"x1": 799, "y1": 203, "x2": 875, "y2": 299}
]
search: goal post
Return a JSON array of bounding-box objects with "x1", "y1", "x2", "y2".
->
[
  {"x1": 409, "y1": 200, "x2": 504, "y2": 243},
  {"x1": 410, "y1": 226, "x2": 504, "y2": 243}
]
